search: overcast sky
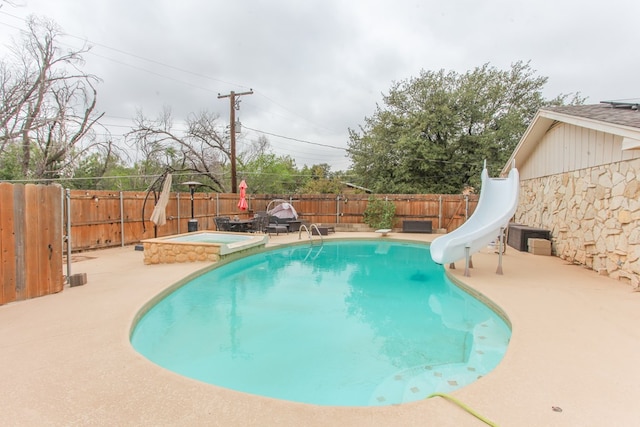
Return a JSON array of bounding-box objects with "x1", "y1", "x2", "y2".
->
[{"x1": 1, "y1": 0, "x2": 638, "y2": 172}]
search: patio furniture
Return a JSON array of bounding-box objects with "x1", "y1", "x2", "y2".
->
[
  {"x1": 267, "y1": 216, "x2": 289, "y2": 235},
  {"x1": 228, "y1": 219, "x2": 254, "y2": 232},
  {"x1": 311, "y1": 224, "x2": 334, "y2": 235},
  {"x1": 402, "y1": 220, "x2": 432, "y2": 233},
  {"x1": 311, "y1": 227, "x2": 328, "y2": 236},
  {"x1": 507, "y1": 223, "x2": 550, "y2": 252},
  {"x1": 250, "y1": 215, "x2": 270, "y2": 233},
  {"x1": 266, "y1": 199, "x2": 298, "y2": 219},
  {"x1": 285, "y1": 219, "x2": 305, "y2": 232},
  {"x1": 214, "y1": 216, "x2": 231, "y2": 231}
]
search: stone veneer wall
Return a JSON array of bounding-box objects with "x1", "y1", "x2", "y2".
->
[
  {"x1": 515, "y1": 158, "x2": 640, "y2": 288},
  {"x1": 143, "y1": 242, "x2": 221, "y2": 264}
]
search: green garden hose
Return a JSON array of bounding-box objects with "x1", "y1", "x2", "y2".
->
[{"x1": 427, "y1": 392, "x2": 498, "y2": 426}]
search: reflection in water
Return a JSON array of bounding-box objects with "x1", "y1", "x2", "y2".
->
[{"x1": 131, "y1": 241, "x2": 510, "y2": 406}]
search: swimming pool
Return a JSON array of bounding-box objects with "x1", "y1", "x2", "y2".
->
[
  {"x1": 141, "y1": 231, "x2": 268, "y2": 264},
  {"x1": 131, "y1": 240, "x2": 511, "y2": 406}
]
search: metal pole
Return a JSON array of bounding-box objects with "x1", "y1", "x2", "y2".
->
[
  {"x1": 229, "y1": 92, "x2": 237, "y2": 193},
  {"x1": 218, "y1": 89, "x2": 253, "y2": 193},
  {"x1": 336, "y1": 195, "x2": 340, "y2": 224},
  {"x1": 216, "y1": 193, "x2": 219, "y2": 216},
  {"x1": 465, "y1": 195, "x2": 469, "y2": 220},
  {"x1": 65, "y1": 188, "x2": 72, "y2": 283},
  {"x1": 496, "y1": 227, "x2": 505, "y2": 275},
  {"x1": 190, "y1": 187, "x2": 195, "y2": 219},
  {"x1": 177, "y1": 193, "x2": 181, "y2": 234},
  {"x1": 119, "y1": 191, "x2": 125, "y2": 247},
  {"x1": 464, "y1": 245, "x2": 471, "y2": 277}
]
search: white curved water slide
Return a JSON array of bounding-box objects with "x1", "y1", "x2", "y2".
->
[{"x1": 430, "y1": 162, "x2": 519, "y2": 271}]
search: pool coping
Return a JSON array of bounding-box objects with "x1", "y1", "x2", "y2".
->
[{"x1": 2, "y1": 231, "x2": 640, "y2": 426}]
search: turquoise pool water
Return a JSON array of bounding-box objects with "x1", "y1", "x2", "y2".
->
[
  {"x1": 131, "y1": 240, "x2": 510, "y2": 406},
  {"x1": 165, "y1": 232, "x2": 252, "y2": 244}
]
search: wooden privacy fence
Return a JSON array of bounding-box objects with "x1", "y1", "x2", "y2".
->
[
  {"x1": 0, "y1": 183, "x2": 64, "y2": 305},
  {"x1": 65, "y1": 190, "x2": 478, "y2": 252},
  {"x1": 0, "y1": 185, "x2": 477, "y2": 304}
]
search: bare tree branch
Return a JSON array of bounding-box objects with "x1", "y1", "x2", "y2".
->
[
  {"x1": 127, "y1": 108, "x2": 229, "y2": 192},
  {"x1": 0, "y1": 15, "x2": 104, "y2": 181}
]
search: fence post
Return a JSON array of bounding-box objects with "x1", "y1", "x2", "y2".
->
[
  {"x1": 336, "y1": 195, "x2": 340, "y2": 224},
  {"x1": 60, "y1": 188, "x2": 65, "y2": 283},
  {"x1": 438, "y1": 196, "x2": 442, "y2": 230},
  {"x1": 65, "y1": 188, "x2": 72, "y2": 283},
  {"x1": 119, "y1": 191, "x2": 125, "y2": 247},
  {"x1": 177, "y1": 193, "x2": 181, "y2": 234}
]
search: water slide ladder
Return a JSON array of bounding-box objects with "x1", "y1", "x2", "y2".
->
[{"x1": 451, "y1": 226, "x2": 507, "y2": 277}]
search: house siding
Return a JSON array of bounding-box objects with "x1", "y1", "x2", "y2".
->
[
  {"x1": 520, "y1": 123, "x2": 640, "y2": 180},
  {"x1": 506, "y1": 105, "x2": 640, "y2": 287}
]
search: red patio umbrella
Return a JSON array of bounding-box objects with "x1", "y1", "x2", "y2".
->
[{"x1": 237, "y1": 179, "x2": 248, "y2": 210}]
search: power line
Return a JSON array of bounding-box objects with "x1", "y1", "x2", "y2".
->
[
  {"x1": 87, "y1": 50, "x2": 221, "y2": 94},
  {"x1": 0, "y1": 12, "x2": 352, "y2": 168},
  {"x1": 252, "y1": 90, "x2": 339, "y2": 135},
  {"x1": 243, "y1": 125, "x2": 347, "y2": 150},
  {"x1": 0, "y1": 10, "x2": 251, "y2": 90}
]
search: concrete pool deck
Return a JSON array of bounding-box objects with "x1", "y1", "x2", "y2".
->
[{"x1": 1, "y1": 231, "x2": 640, "y2": 426}]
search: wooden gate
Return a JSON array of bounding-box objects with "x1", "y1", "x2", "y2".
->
[{"x1": 0, "y1": 183, "x2": 64, "y2": 305}]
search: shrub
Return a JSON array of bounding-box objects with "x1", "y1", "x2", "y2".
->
[{"x1": 363, "y1": 196, "x2": 396, "y2": 229}]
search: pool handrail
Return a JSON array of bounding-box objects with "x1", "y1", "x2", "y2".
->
[{"x1": 298, "y1": 224, "x2": 324, "y2": 245}]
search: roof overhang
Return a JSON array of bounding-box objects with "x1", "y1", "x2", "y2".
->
[
  {"x1": 502, "y1": 108, "x2": 640, "y2": 175},
  {"x1": 622, "y1": 137, "x2": 640, "y2": 150}
]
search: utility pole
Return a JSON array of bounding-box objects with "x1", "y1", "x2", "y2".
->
[{"x1": 218, "y1": 89, "x2": 253, "y2": 193}]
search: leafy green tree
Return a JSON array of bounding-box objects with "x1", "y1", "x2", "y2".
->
[
  {"x1": 299, "y1": 163, "x2": 343, "y2": 194},
  {"x1": 239, "y1": 153, "x2": 300, "y2": 194},
  {"x1": 0, "y1": 142, "x2": 22, "y2": 180},
  {"x1": 63, "y1": 150, "x2": 139, "y2": 190},
  {"x1": 347, "y1": 61, "x2": 582, "y2": 194},
  {"x1": 300, "y1": 177, "x2": 343, "y2": 194}
]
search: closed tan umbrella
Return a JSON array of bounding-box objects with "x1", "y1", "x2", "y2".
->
[{"x1": 150, "y1": 173, "x2": 172, "y2": 226}]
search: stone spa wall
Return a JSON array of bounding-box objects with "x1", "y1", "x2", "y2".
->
[
  {"x1": 516, "y1": 158, "x2": 640, "y2": 288},
  {"x1": 143, "y1": 242, "x2": 221, "y2": 264}
]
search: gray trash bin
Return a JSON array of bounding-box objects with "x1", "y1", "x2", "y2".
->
[{"x1": 188, "y1": 219, "x2": 198, "y2": 232}]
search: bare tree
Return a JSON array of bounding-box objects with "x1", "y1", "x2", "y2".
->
[
  {"x1": 238, "y1": 134, "x2": 270, "y2": 168},
  {"x1": 128, "y1": 107, "x2": 231, "y2": 192},
  {"x1": 0, "y1": 15, "x2": 107, "y2": 180}
]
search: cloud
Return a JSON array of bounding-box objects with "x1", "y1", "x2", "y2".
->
[{"x1": 1, "y1": 0, "x2": 639, "y2": 172}]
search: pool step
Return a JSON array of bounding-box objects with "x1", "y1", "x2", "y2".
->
[
  {"x1": 369, "y1": 362, "x2": 481, "y2": 406},
  {"x1": 369, "y1": 320, "x2": 510, "y2": 406}
]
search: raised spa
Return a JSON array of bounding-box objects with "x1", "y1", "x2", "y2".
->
[{"x1": 142, "y1": 231, "x2": 268, "y2": 264}]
